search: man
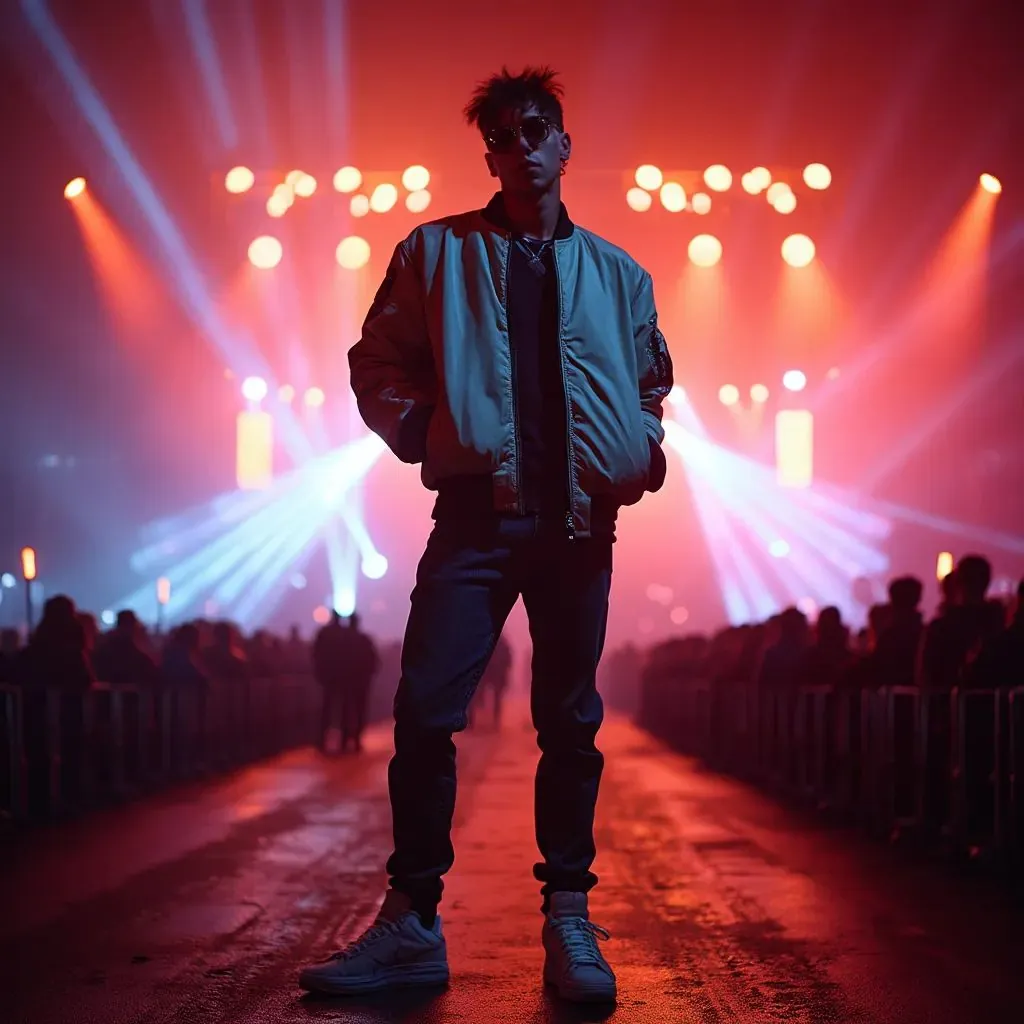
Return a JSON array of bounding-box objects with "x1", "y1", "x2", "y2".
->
[
  {"x1": 300, "y1": 66, "x2": 671, "y2": 1004},
  {"x1": 471, "y1": 632, "x2": 512, "y2": 729},
  {"x1": 340, "y1": 612, "x2": 380, "y2": 752},
  {"x1": 312, "y1": 610, "x2": 348, "y2": 753}
]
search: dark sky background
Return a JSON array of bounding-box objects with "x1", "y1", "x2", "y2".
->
[{"x1": 0, "y1": 0, "x2": 1021, "y2": 631}]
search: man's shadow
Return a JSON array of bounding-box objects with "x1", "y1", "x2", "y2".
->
[{"x1": 299, "y1": 984, "x2": 616, "y2": 1023}]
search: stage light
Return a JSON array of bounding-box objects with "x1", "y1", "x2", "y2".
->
[
  {"x1": 769, "y1": 539, "x2": 791, "y2": 558},
  {"x1": 0, "y1": 573, "x2": 15, "y2": 589},
  {"x1": 750, "y1": 383, "x2": 769, "y2": 403},
  {"x1": 670, "y1": 606, "x2": 689, "y2": 625},
  {"x1": 313, "y1": 605, "x2": 330, "y2": 624},
  {"x1": 266, "y1": 194, "x2": 289, "y2": 217},
  {"x1": 741, "y1": 172, "x2": 757, "y2": 194},
  {"x1": 781, "y1": 233, "x2": 815, "y2": 268},
  {"x1": 691, "y1": 192, "x2": 712, "y2": 214},
  {"x1": 718, "y1": 384, "x2": 740, "y2": 407},
  {"x1": 766, "y1": 181, "x2": 792, "y2": 205},
  {"x1": 370, "y1": 183, "x2": 398, "y2": 213},
  {"x1": 635, "y1": 164, "x2": 663, "y2": 191},
  {"x1": 278, "y1": 384, "x2": 295, "y2": 403},
  {"x1": 156, "y1": 576, "x2": 172, "y2": 606},
  {"x1": 936, "y1": 551, "x2": 954, "y2": 580},
  {"x1": 334, "y1": 166, "x2": 362, "y2": 193},
  {"x1": 304, "y1": 386, "x2": 325, "y2": 408},
  {"x1": 294, "y1": 173, "x2": 317, "y2": 198},
  {"x1": 406, "y1": 189, "x2": 432, "y2": 213},
  {"x1": 703, "y1": 164, "x2": 733, "y2": 192},
  {"x1": 236, "y1": 410, "x2": 273, "y2": 490},
  {"x1": 667, "y1": 385, "x2": 687, "y2": 406},
  {"x1": 350, "y1": 194, "x2": 370, "y2": 217},
  {"x1": 64, "y1": 176, "x2": 86, "y2": 199},
  {"x1": 773, "y1": 191, "x2": 797, "y2": 214},
  {"x1": 688, "y1": 233, "x2": 723, "y2": 268},
  {"x1": 660, "y1": 182, "x2": 686, "y2": 212},
  {"x1": 336, "y1": 235, "x2": 371, "y2": 270},
  {"x1": 782, "y1": 369, "x2": 807, "y2": 392},
  {"x1": 241, "y1": 376, "x2": 268, "y2": 402},
  {"x1": 749, "y1": 166, "x2": 771, "y2": 192},
  {"x1": 803, "y1": 163, "x2": 832, "y2": 190},
  {"x1": 401, "y1": 165, "x2": 430, "y2": 192},
  {"x1": 626, "y1": 187, "x2": 652, "y2": 212},
  {"x1": 248, "y1": 235, "x2": 283, "y2": 269},
  {"x1": 101, "y1": 610, "x2": 115, "y2": 626},
  {"x1": 224, "y1": 166, "x2": 254, "y2": 194},
  {"x1": 775, "y1": 409, "x2": 814, "y2": 488},
  {"x1": 21, "y1": 548, "x2": 37, "y2": 581},
  {"x1": 362, "y1": 552, "x2": 388, "y2": 579},
  {"x1": 826, "y1": 366, "x2": 840, "y2": 380},
  {"x1": 979, "y1": 173, "x2": 1002, "y2": 194},
  {"x1": 285, "y1": 170, "x2": 304, "y2": 187}
]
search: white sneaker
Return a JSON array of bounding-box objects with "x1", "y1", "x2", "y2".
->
[
  {"x1": 299, "y1": 891, "x2": 449, "y2": 995},
  {"x1": 542, "y1": 892, "x2": 617, "y2": 1003}
]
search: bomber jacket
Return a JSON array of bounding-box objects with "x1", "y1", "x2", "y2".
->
[{"x1": 348, "y1": 193, "x2": 673, "y2": 539}]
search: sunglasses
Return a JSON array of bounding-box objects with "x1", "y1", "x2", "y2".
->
[{"x1": 483, "y1": 116, "x2": 559, "y2": 154}]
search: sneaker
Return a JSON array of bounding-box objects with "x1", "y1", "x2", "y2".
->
[
  {"x1": 542, "y1": 892, "x2": 617, "y2": 1003},
  {"x1": 299, "y1": 890, "x2": 449, "y2": 995}
]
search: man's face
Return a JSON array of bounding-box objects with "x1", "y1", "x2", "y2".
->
[{"x1": 483, "y1": 104, "x2": 571, "y2": 196}]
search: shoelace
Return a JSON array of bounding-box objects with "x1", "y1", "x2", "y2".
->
[
  {"x1": 327, "y1": 918, "x2": 400, "y2": 961},
  {"x1": 552, "y1": 917, "x2": 612, "y2": 969}
]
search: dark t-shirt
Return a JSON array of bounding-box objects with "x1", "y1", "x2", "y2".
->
[{"x1": 507, "y1": 235, "x2": 569, "y2": 516}]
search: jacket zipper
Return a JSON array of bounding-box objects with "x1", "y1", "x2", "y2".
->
[
  {"x1": 504, "y1": 234, "x2": 525, "y2": 515},
  {"x1": 551, "y1": 245, "x2": 576, "y2": 540}
]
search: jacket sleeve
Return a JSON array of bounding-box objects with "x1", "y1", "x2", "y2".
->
[
  {"x1": 631, "y1": 270, "x2": 673, "y2": 491},
  {"x1": 348, "y1": 239, "x2": 437, "y2": 464}
]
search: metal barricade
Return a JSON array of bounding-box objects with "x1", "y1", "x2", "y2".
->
[
  {"x1": 0, "y1": 685, "x2": 26, "y2": 822},
  {"x1": 950, "y1": 688, "x2": 1003, "y2": 857},
  {"x1": 1009, "y1": 688, "x2": 1024, "y2": 864}
]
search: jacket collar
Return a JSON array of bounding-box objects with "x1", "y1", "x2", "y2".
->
[{"x1": 482, "y1": 191, "x2": 574, "y2": 240}]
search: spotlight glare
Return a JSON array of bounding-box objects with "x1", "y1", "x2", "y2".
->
[
  {"x1": 766, "y1": 181, "x2": 792, "y2": 205},
  {"x1": 703, "y1": 164, "x2": 733, "y2": 192},
  {"x1": 936, "y1": 551, "x2": 954, "y2": 580},
  {"x1": 670, "y1": 605, "x2": 690, "y2": 625},
  {"x1": 803, "y1": 163, "x2": 832, "y2": 190},
  {"x1": 278, "y1": 384, "x2": 295, "y2": 403},
  {"x1": 401, "y1": 165, "x2": 431, "y2": 192},
  {"x1": 750, "y1": 383, "x2": 770, "y2": 403},
  {"x1": 304, "y1": 386, "x2": 326, "y2": 408},
  {"x1": 0, "y1": 572, "x2": 15, "y2": 589},
  {"x1": 313, "y1": 605, "x2": 330, "y2": 625},
  {"x1": 979, "y1": 172, "x2": 1002, "y2": 194},
  {"x1": 361, "y1": 552, "x2": 388, "y2": 580},
  {"x1": 718, "y1": 384, "x2": 740, "y2": 407},
  {"x1": 248, "y1": 235, "x2": 283, "y2": 269},
  {"x1": 350, "y1": 193, "x2": 370, "y2": 217},
  {"x1": 294, "y1": 173, "x2": 317, "y2": 197},
  {"x1": 64, "y1": 176, "x2": 87, "y2": 199},
  {"x1": 336, "y1": 235, "x2": 371, "y2": 270},
  {"x1": 333, "y1": 166, "x2": 362, "y2": 193},
  {"x1": 285, "y1": 170, "x2": 304, "y2": 187},
  {"x1": 772, "y1": 190, "x2": 797, "y2": 214},
  {"x1": 690, "y1": 191, "x2": 712, "y2": 214},
  {"x1": 659, "y1": 182, "x2": 686, "y2": 212},
  {"x1": 266, "y1": 194, "x2": 289, "y2": 217},
  {"x1": 749, "y1": 166, "x2": 772, "y2": 192},
  {"x1": 369, "y1": 183, "x2": 398, "y2": 213},
  {"x1": 688, "y1": 233, "x2": 723, "y2": 268},
  {"x1": 224, "y1": 166, "x2": 254, "y2": 194},
  {"x1": 667, "y1": 385, "x2": 687, "y2": 406},
  {"x1": 782, "y1": 369, "x2": 808, "y2": 392},
  {"x1": 405, "y1": 189, "x2": 432, "y2": 213},
  {"x1": 781, "y1": 233, "x2": 816, "y2": 268},
  {"x1": 626, "y1": 187, "x2": 653, "y2": 212},
  {"x1": 241, "y1": 376, "x2": 268, "y2": 402},
  {"x1": 634, "y1": 164, "x2": 663, "y2": 191},
  {"x1": 769, "y1": 539, "x2": 791, "y2": 558}
]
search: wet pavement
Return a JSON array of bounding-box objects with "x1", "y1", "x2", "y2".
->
[{"x1": 1, "y1": 707, "x2": 1022, "y2": 1023}]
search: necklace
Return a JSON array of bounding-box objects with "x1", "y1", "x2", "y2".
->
[{"x1": 514, "y1": 237, "x2": 552, "y2": 276}]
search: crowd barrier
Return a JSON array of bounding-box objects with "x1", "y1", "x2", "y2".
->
[
  {"x1": 639, "y1": 678, "x2": 1024, "y2": 867},
  {"x1": 0, "y1": 676, "x2": 321, "y2": 825}
]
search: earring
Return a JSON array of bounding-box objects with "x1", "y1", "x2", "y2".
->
[{"x1": 559, "y1": 159, "x2": 567, "y2": 177}]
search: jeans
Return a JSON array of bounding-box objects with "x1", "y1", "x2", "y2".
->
[{"x1": 386, "y1": 515, "x2": 612, "y2": 919}]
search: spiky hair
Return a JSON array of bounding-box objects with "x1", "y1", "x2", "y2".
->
[{"x1": 464, "y1": 66, "x2": 565, "y2": 134}]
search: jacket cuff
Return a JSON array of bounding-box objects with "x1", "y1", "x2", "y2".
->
[
  {"x1": 395, "y1": 405, "x2": 434, "y2": 464},
  {"x1": 646, "y1": 436, "x2": 667, "y2": 492}
]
